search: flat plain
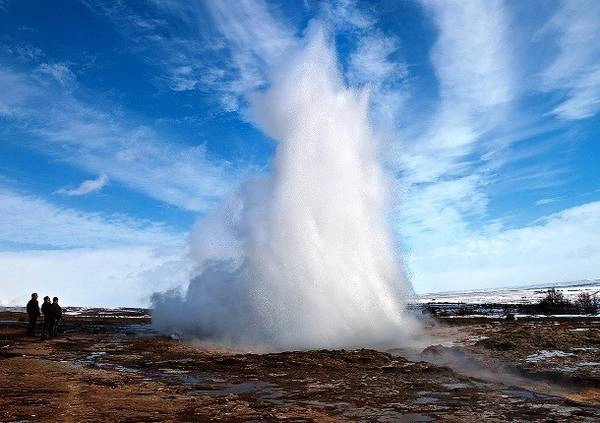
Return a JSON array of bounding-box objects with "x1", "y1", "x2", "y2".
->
[{"x1": 2, "y1": 304, "x2": 600, "y2": 422}]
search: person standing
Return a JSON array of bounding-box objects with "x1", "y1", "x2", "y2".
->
[
  {"x1": 51, "y1": 297, "x2": 62, "y2": 336},
  {"x1": 26, "y1": 293, "x2": 40, "y2": 336},
  {"x1": 40, "y1": 296, "x2": 53, "y2": 340}
]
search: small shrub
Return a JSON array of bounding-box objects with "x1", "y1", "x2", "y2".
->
[
  {"x1": 576, "y1": 292, "x2": 599, "y2": 315},
  {"x1": 537, "y1": 288, "x2": 572, "y2": 315}
]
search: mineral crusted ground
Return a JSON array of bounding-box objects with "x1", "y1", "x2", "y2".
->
[{"x1": 1, "y1": 309, "x2": 600, "y2": 422}]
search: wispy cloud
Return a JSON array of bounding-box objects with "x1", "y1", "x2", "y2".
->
[
  {"x1": 0, "y1": 246, "x2": 191, "y2": 307},
  {"x1": 426, "y1": 0, "x2": 514, "y2": 110},
  {"x1": 408, "y1": 0, "x2": 515, "y2": 180},
  {"x1": 398, "y1": 175, "x2": 488, "y2": 250},
  {"x1": 321, "y1": 0, "x2": 376, "y2": 31},
  {"x1": 0, "y1": 182, "x2": 183, "y2": 249},
  {"x1": 541, "y1": 0, "x2": 600, "y2": 120},
  {"x1": 56, "y1": 173, "x2": 109, "y2": 196},
  {"x1": 348, "y1": 34, "x2": 407, "y2": 85},
  {"x1": 390, "y1": 0, "x2": 516, "y2": 251},
  {"x1": 37, "y1": 62, "x2": 77, "y2": 88},
  {"x1": 0, "y1": 63, "x2": 237, "y2": 211},
  {"x1": 82, "y1": 0, "x2": 297, "y2": 111},
  {"x1": 410, "y1": 201, "x2": 600, "y2": 292},
  {"x1": 535, "y1": 197, "x2": 557, "y2": 206}
]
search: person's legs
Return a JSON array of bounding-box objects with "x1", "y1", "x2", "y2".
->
[
  {"x1": 52, "y1": 319, "x2": 59, "y2": 336},
  {"x1": 27, "y1": 316, "x2": 36, "y2": 336},
  {"x1": 47, "y1": 318, "x2": 55, "y2": 337},
  {"x1": 41, "y1": 318, "x2": 49, "y2": 340}
]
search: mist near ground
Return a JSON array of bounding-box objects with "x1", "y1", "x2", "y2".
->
[{"x1": 151, "y1": 26, "x2": 415, "y2": 348}]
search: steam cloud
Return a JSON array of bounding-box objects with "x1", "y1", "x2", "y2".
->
[{"x1": 152, "y1": 28, "x2": 414, "y2": 349}]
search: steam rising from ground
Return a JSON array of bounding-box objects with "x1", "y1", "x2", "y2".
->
[{"x1": 152, "y1": 28, "x2": 414, "y2": 348}]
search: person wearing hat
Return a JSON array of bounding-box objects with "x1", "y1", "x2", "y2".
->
[
  {"x1": 40, "y1": 296, "x2": 53, "y2": 340},
  {"x1": 26, "y1": 293, "x2": 40, "y2": 336}
]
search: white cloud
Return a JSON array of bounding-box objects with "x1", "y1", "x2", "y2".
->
[
  {"x1": 348, "y1": 35, "x2": 407, "y2": 85},
  {"x1": 416, "y1": 0, "x2": 514, "y2": 161},
  {"x1": 84, "y1": 0, "x2": 297, "y2": 110},
  {"x1": 0, "y1": 67, "x2": 33, "y2": 116},
  {"x1": 535, "y1": 198, "x2": 557, "y2": 206},
  {"x1": 197, "y1": 0, "x2": 298, "y2": 108},
  {"x1": 542, "y1": 0, "x2": 600, "y2": 120},
  {"x1": 37, "y1": 62, "x2": 76, "y2": 88},
  {"x1": 322, "y1": 0, "x2": 376, "y2": 30},
  {"x1": 0, "y1": 183, "x2": 183, "y2": 248},
  {"x1": 56, "y1": 173, "x2": 109, "y2": 196},
  {"x1": 205, "y1": 0, "x2": 296, "y2": 67},
  {"x1": 397, "y1": 175, "x2": 488, "y2": 250},
  {"x1": 346, "y1": 30, "x2": 410, "y2": 130},
  {"x1": 0, "y1": 246, "x2": 191, "y2": 307},
  {"x1": 391, "y1": 0, "x2": 515, "y2": 254},
  {"x1": 425, "y1": 0, "x2": 514, "y2": 109},
  {"x1": 0, "y1": 64, "x2": 237, "y2": 212},
  {"x1": 410, "y1": 201, "x2": 600, "y2": 293}
]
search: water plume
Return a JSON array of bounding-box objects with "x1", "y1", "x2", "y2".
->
[{"x1": 152, "y1": 27, "x2": 414, "y2": 349}]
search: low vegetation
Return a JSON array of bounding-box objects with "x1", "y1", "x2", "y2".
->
[{"x1": 536, "y1": 288, "x2": 599, "y2": 315}]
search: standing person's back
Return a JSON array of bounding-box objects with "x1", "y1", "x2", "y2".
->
[
  {"x1": 40, "y1": 296, "x2": 53, "y2": 340},
  {"x1": 51, "y1": 297, "x2": 62, "y2": 336},
  {"x1": 26, "y1": 293, "x2": 40, "y2": 336}
]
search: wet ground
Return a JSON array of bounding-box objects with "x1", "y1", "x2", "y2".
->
[{"x1": 1, "y1": 310, "x2": 600, "y2": 422}]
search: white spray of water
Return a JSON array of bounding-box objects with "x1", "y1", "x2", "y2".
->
[{"x1": 152, "y1": 28, "x2": 414, "y2": 349}]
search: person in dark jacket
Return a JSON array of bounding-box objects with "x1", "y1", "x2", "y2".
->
[
  {"x1": 26, "y1": 293, "x2": 40, "y2": 336},
  {"x1": 51, "y1": 297, "x2": 62, "y2": 336},
  {"x1": 40, "y1": 296, "x2": 53, "y2": 340}
]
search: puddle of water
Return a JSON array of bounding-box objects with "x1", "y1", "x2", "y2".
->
[
  {"x1": 111, "y1": 364, "x2": 139, "y2": 373},
  {"x1": 413, "y1": 396, "x2": 439, "y2": 404},
  {"x1": 115, "y1": 324, "x2": 156, "y2": 335},
  {"x1": 502, "y1": 389, "x2": 552, "y2": 400},
  {"x1": 557, "y1": 366, "x2": 578, "y2": 372},
  {"x1": 190, "y1": 381, "x2": 272, "y2": 396},
  {"x1": 73, "y1": 351, "x2": 140, "y2": 374},
  {"x1": 525, "y1": 350, "x2": 575, "y2": 363},
  {"x1": 399, "y1": 413, "x2": 434, "y2": 422},
  {"x1": 387, "y1": 347, "x2": 422, "y2": 362},
  {"x1": 157, "y1": 368, "x2": 190, "y2": 374},
  {"x1": 77, "y1": 351, "x2": 107, "y2": 365},
  {"x1": 155, "y1": 370, "x2": 220, "y2": 386},
  {"x1": 442, "y1": 382, "x2": 471, "y2": 390}
]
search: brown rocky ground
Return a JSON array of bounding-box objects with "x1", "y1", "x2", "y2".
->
[{"x1": 1, "y1": 311, "x2": 600, "y2": 422}]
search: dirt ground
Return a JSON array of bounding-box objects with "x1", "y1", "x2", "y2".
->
[{"x1": 1, "y1": 311, "x2": 600, "y2": 422}]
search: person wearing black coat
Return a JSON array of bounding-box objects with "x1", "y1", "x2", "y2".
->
[
  {"x1": 40, "y1": 296, "x2": 53, "y2": 340},
  {"x1": 26, "y1": 293, "x2": 40, "y2": 336},
  {"x1": 51, "y1": 297, "x2": 62, "y2": 336}
]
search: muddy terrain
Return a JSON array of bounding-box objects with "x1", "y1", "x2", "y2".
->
[{"x1": 1, "y1": 309, "x2": 600, "y2": 422}]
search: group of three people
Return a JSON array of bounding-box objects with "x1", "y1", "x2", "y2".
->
[{"x1": 26, "y1": 293, "x2": 62, "y2": 339}]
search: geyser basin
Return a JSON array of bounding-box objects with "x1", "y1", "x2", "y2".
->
[{"x1": 152, "y1": 27, "x2": 414, "y2": 348}]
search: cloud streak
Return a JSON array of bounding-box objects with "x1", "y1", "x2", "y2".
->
[
  {"x1": 410, "y1": 201, "x2": 600, "y2": 293},
  {"x1": 0, "y1": 62, "x2": 237, "y2": 212},
  {"x1": 0, "y1": 246, "x2": 191, "y2": 307},
  {"x1": 0, "y1": 183, "x2": 183, "y2": 249},
  {"x1": 56, "y1": 173, "x2": 109, "y2": 196},
  {"x1": 541, "y1": 0, "x2": 600, "y2": 120}
]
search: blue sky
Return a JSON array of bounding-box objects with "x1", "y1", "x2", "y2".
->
[{"x1": 1, "y1": 0, "x2": 599, "y2": 307}]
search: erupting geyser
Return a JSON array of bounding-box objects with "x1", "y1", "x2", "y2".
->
[{"x1": 152, "y1": 28, "x2": 414, "y2": 348}]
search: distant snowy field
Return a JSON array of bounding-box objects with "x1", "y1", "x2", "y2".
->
[
  {"x1": 417, "y1": 279, "x2": 600, "y2": 304},
  {"x1": 3, "y1": 280, "x2": 600, "y2": 312}
]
